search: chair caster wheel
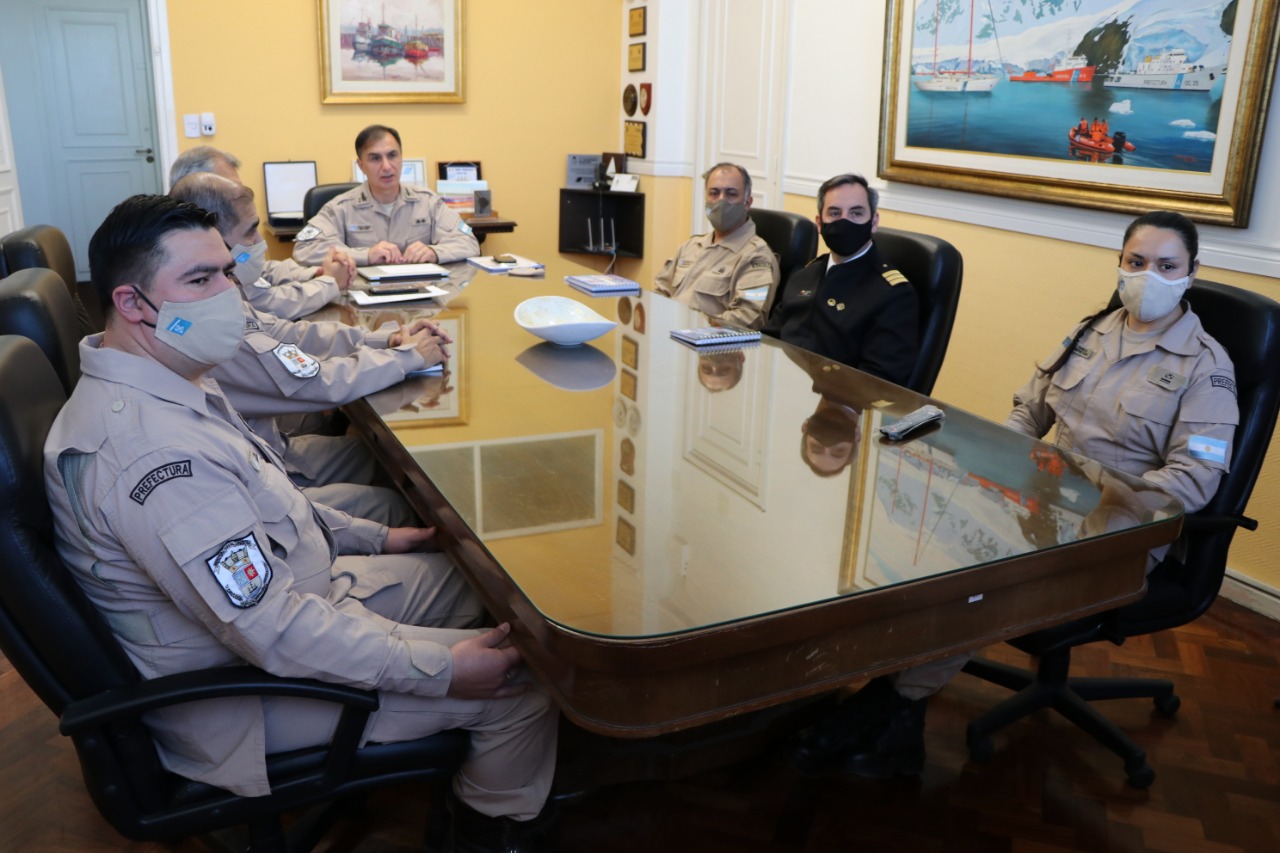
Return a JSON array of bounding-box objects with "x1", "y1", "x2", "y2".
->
[
  {"x1": 967, "y1": 734, "x2": 994, "y2": 764},
  {"x1": 1125, "y1": 758, "x2": 1155, "y2": 789},
  {"x1": 1154, "y1": 694, "x2": 1181, "y2": 716}
]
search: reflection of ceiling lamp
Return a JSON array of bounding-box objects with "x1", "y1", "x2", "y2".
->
[
  {"x1": 516, "y1": 342, "x2": 616, "y2": 392},
  {"x1": 514, "y1": 295, "x2": 616, "y2": 346}
]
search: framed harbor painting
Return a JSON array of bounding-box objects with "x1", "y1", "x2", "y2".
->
[
  {"x1": 319, "y1": 0, "x2": 464, "y2": 104},
  {"x1": 879, "y1": 0, "x2": 1280, "y2": 226}
]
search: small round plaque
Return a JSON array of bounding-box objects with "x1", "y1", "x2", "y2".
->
[{"x1": 622, "y1": 84, "x2": 638, "y2": 117}]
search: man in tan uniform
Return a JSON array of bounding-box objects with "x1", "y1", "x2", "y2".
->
[
  {"x1": 44, "y1": 195, "x2": 556, "y2": 851},
  {"x1": 654, "y1": 163, "x2": 779, "y2": 330},
  {"x1": 171, "y1": 173, "x2": 449, "y2": 527},
  {"x1": 293, "y1": 125, "x2": 480, "y2": 267},
  {"x1": 169, "y1": 145, "x2": 355, "y2": 295},
  {"x1": 172, "y1": 172, "x2": 351, "y2": 319}
]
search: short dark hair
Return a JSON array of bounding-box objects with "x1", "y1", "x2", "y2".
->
[
  {"x1": 1123, "y1": 210, "x2": 1199, "y2": 261},
  {"x1": 355, "y1": 124, "x2": 402, "y2": 157},
  {"x1": 702, "y1": 162, "x2": 752, "y2": 200},
  {"x1": 89, "y1": 195, "x2": 217, "y2": 318},
  {"x1": 817, "y1": 173, "x2": 878, "y2": 216}
]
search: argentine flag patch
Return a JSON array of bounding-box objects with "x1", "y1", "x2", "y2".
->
[{"x1": 1188, "y1": 435, "x2": 1228, "y2": 464}]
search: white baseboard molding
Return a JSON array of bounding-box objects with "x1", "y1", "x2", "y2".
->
[{"x1": 1220, "y1": 569, "x2": 1280, "y2": 621}]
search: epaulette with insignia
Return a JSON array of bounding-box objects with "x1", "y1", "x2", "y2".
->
[
  {"x1": 881, "y1": 268, "x2": 909, "y2": 287},
  {"x1": 803, "y1": 256, "x2": 825, "y2": 268}
]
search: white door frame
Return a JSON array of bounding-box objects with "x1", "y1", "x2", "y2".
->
[{"x1": 144, "y1": 0, "x2": 178, "y2": 184}]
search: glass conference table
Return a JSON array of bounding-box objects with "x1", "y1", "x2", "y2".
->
[{"x1": 317, "y1": 256, "x2": 1183, "y2": 738}]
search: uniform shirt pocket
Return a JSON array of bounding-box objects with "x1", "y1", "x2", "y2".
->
[
  {"x1": 691, "y1": 269, "x2": 734, "y2": 314},
  {"x1": 1118, "y1": 385, "x2": 1181, "y2": 463}
]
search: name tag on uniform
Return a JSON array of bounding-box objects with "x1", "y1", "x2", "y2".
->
[
  {"x1": 347, "y1": 224, "x2": 373, "y2": 233},
  {"x1": 1063, "y1": 337, "x2": 1094, "y2": 359},
  {"x1": 1188, "y1": 435, "x2": 1228, "y2": 464},
  {"x1": 1147, "y1": 365, "x2": 1186, "y2": 391}
]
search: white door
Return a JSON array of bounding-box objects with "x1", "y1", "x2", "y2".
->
[
  {"x1": 0, "y1": 63, "x2": 22, "y2": 237},
  {"x1": 0, "y1": 0, "x2": 162, "y2": 280},
  {"x1": 696, "y1": 0, "x2": 790, "y2": 217}
]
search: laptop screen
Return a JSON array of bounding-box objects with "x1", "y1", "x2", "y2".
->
[{"x1": 263, "y1": 161, "x2": 318, "y2": 219}]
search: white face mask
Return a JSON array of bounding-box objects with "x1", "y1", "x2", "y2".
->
[
  {"x1": 1116, "y1": 267, "x2": 1191, "y2": 323},
  {"x1": 134, "y1": 285, "x2": 246, "y2": 366},
  {"x1": 230, "y1": 240, "x2": 268, "y2": 286}
]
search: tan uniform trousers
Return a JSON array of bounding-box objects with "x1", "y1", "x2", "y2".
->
[
  {"x1": 288, "y1": 432, "x2": 416, "y2": 527},
  {"x1": 262, "y1": 552, "x2": 558, "y2": 821}
]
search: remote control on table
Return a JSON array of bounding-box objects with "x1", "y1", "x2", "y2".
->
[{"x1": 879, "y1": 405, "x2": 945, "y2": 441}]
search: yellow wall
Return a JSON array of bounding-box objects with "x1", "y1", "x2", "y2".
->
[
  {"x1": 783, "y1": 191, "x2": 1280, "y2": 593},
  {"x1": 167, "y1": 0, "x2": 622, "y2": 261}
]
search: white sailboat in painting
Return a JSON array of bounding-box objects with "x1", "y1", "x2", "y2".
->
[{"x1": 914, "y1": 0, "x2": 998, "y2": 93}]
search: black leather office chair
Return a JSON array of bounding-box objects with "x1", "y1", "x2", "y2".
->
[
  {"x1": 303, "y1": 182, "x2": 360, "y2": 221},
  {"x1": 0, "y1": 268, "x2": 81, "y2": 394},
  {"x1": 1, "y1": 224, "x2": 101, "y2": 334},
  {"x1": 747, "y1": 207, "x2": 818, "y2": 298},
  {"x1": 873, "y1": 226, "x2": 964, "y2": 396},
  {"x1": 963, "y1": 279, "x2": 1280, "y2": 788},
  {"x1": 0, "y1": 335, "x2": 468, "y2": 851}
]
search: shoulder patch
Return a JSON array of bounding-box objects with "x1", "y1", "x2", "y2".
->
[
  {"x1": 252, "y1": 278, "x2": 272, "y2": 289},
  {"x1": 295, "y1": 224, "x2": 321, "y2": 242},
  {"x1": 881, "y1": 268, "x2": 909, "y2": 287},
  {"x1": 244, "y1": 318, "x2": 261, "y2": 332},
  {"x1": 130, "y1": 460, "x2": 192, "y2": 505},
  {"x1": 273, "y1": 343, "x2": 321, "y2": 378},
  {"x1": 205, "y1": 533, "x2": 272, "y2": 608},
  {"x1": 458, "y1": 221, "x2": 473, "y2": 235},
  {"x1": 750, "y1": 257, "x2": 773, "y2": 269},
  {"x1": 1210, "y1": 374, "x2": 1237, "y2": 396}
]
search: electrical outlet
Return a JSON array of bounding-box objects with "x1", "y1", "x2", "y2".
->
[
  {"x1": 182, "y1": 114, "x2": 200, "y2": 138},
  {"x1": 200, "y1": 112, "x2": 216, "y2": 136}
]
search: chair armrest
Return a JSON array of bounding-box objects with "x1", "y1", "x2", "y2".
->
[
  {"x1": 59, "y1": 666, "x2": 378, "y2": 735},
  {"x1": 1183, "y1": 513, "x2": 1258, "y2": 535}
]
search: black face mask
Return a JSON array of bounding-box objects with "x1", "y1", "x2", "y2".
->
[{"x1": 821, "y1": 217, "x2": 874, "y2": 257}]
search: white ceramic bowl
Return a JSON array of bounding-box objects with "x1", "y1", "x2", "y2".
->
[{"x1": 514, "y1": 296, "x2": 616, "y2": 347}]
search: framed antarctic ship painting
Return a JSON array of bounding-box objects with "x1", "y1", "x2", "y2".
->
[
  {"x1": 879, "y1": 0, "x2": 1280, "y2": 226},
  {"x1": 319, "y1": 0, "x2": 464, "y2": 104}
]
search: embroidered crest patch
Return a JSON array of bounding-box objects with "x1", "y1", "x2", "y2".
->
[
  {"x1": 129, "y1": 460, "x2": 192, "y2": 505},
  {"x1": 273, "y1": 343, "x2": 321, "y2": 378},
  {"x1": 205, "y1": 533, "x2": 272, "y2": 608},
  {"x1": 294, "y1": 224, "x2": 321, "y2": 242},
  {"x1": 252, "y1": 278, "x2": 271, "y2": 289}
]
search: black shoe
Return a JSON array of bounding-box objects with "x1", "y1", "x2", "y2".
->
[
  {"x1": 786, "y1": 676, "x2": 926, "y2": 778},
  {"x1": 836, "y1": 693, "x2": 927, "y2": 779},
  {"x1": 445, "y1": 794, "x2": 544, "y2": 853}
]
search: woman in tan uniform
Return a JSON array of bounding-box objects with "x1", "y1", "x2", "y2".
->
[{"x1": 788, "y1": 210, "x2": 1238, "y2": 780}]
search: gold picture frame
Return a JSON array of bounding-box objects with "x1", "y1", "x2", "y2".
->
[
  {"x1": 878, "y1": 0, "x2": 1280, "y2": 226},
  {"x1": 628, "y1": 42, "x2": 646, "y2": 73},
  {"x1": 319, "y1": 0, "x2": 465, "y2": 104},
  {"x1": 629, "y1": 7, "x2": 647, "y2": 38}
]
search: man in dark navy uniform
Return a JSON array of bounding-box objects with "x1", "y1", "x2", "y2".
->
[{"x1": 763, "y1": 173, "x2": 918, "y2": 385}]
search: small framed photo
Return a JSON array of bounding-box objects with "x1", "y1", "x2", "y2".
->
[
  {"x1": 621, "y1": 336, "x2": 639, "y2": 370},
  {"x1": 629, "y1": 7, "x2": 647, "y2": 37},
  {"x1": 617, "y1": 479, "x2": 636, "y2": 514},
  {"x1": 620, "y1": 369, "x2": 638, "y2": 401},
  {"x1": 628, "y1": 42, "x2": 646, "y2": 72},
  {"x1": 624, "y1": 121, "x2": 647, "y2": 160},
  {"x1": 616, "y1": 517, "x2": 637, "y2": 555}
]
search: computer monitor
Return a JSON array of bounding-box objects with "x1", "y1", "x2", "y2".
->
[{"x1": 262, "y1": 161, "x2": 317, "y2": 224}]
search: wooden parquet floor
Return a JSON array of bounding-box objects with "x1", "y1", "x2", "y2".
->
[{"x1": 2, "y1": 597, "x2": 1278, "y2": 853}]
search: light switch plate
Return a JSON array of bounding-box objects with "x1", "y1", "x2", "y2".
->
[{"x1": 182, "y1": 114, "x2": 200, "y2": 138}]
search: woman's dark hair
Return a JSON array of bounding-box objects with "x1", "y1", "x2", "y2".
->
[{"x1": 1038, "y1": 211, "x2": 1199, "y2": 377}]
